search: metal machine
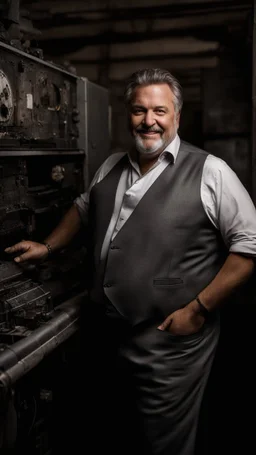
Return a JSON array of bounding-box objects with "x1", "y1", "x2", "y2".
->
[{"x1": 0, "y1": 1, "x2": 110, "y2": 452}]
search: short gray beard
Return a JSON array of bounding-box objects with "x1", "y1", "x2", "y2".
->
[{"x1": 134, "y1": 135, "x2": 165, "y2": 156}]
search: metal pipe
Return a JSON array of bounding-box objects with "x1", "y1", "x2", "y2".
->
[{"x1": 0, "y1": 291, "x2": 87, "y2": 389}]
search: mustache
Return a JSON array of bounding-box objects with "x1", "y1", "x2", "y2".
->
[{"x1": 135, "y1": 126, "x2": 164, "y2": 134}]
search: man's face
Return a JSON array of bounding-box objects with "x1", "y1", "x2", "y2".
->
[{"x1": 129, "y1": 83, "x2": 180, "y2": 158}]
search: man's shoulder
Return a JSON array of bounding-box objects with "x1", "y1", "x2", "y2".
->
[
  {"x1": 103, "y1": 151, "x2": 127, "y2": 167},
  {"x1": 179, "y1": 140, "x2": 208, "y2": 156},
  {"x1": 94, "y1": 151, "x2": 128, "y2": 184},
  {"x1": 179, "y1": 140, "x2": 233, "y2": 174}
]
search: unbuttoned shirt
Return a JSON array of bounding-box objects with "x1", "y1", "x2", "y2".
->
[{"x1": 75, "y1": 135, "x2": 256, "y2": 261}]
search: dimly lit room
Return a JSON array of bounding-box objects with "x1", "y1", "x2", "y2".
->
[{"x1": 0, "y1": 1, "x2": 256, "y2": 454}]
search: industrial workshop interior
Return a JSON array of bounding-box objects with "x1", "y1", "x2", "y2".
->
[{"x1": 0, "y1": 0, "x2": 256, "y2": 454}]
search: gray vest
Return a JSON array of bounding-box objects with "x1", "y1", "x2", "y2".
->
[{"x1": 88, "y1": 141, "x2": 227, "y2": 326}]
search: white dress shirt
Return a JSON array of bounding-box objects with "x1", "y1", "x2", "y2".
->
[{"x1": 75, "y1": 135, "x2": 256, "y2": 261}]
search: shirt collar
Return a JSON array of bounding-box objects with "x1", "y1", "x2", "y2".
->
[{"x1": 160, "y1": 134, "x2": 180, "y2": 163}]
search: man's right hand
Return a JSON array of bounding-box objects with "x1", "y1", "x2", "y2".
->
[{"x1": 4, "y1": 241, "x2": 50, "y2": 264}]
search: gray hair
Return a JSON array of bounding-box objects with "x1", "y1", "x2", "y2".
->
[{"x1": 124, "y1": 68, "x2": 183, "y2": 114}]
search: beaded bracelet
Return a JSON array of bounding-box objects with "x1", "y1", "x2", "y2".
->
[{"x1": 43, "y1": 241, "x2": 53, "y2": 256}]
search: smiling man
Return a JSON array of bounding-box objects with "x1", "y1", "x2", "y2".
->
[
  {"x1": 5, "y1": 68, "x2": 256, "y2": 455},
  {"x1": 131, "y1": 83, "x2": 179, "y2": 155}
]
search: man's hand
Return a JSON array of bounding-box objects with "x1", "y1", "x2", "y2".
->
[
  {"x1": 158, "y1": 254, "x2": 255, "y2": 336},
  {"x1": 5, "y1": 241, "x2": 49, "y2": 264},
  {"x1": 157, "y1": 301, "x2": 205, "y2": 336}
]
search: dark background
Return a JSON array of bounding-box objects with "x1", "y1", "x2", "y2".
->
[
  {"x1": 19, "y1": 0, "x2": 254, "y2": 195},
  {"x1": 1, "y1": 1, "x2": 256, "y2": 453}
]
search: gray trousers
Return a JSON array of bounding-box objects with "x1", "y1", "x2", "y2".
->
[{"x1": 94, "y1": 306, "x2": 220, "y2": 455}]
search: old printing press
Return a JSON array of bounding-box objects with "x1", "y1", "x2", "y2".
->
[{"x1": 0, "y1": 3, "x2": 110, "y2": 452}]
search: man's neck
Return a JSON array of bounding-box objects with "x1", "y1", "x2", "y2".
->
[
  {"x1": 139, "y1": 156, "x2": 159, "y2": 175},
  {"x1": 129, "y1": 147, "x2": 161, "y2": 175}
]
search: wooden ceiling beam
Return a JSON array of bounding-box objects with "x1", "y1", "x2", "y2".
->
[
  {"x1": 71, "y1": 50, "x2": 219, "y2": 66},
  {"x1": 21, "y1": 0, "x2": 251, "y2": 15},
  {"x1": 34, "y1": 10, "x2": 248, "y2": 41},
  {"x1": 72, "y1": 56, "x2": 219, "y2": 82}
]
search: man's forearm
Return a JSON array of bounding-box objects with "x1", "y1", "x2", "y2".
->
[
  {"x1": 196, "y1": 252, "x2": 255, "y2": 312},
  {"x1": 44, "y1": 204, "x2": 82, "y2": 253}
]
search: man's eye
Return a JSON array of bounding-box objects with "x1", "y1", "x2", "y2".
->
[
  {"x1": 156, "y1": 110, "x2": 165, "y2": 114},
  {"x1": 133, "y1": 109, "x2": 143, "y2": 114}
]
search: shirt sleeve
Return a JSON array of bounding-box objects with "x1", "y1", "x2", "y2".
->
[
  {"x1": 201, "y1": 154, "x2": 256, "y2": 257},
  {"x1": 74, "y1": 152, "x2": 126, "y2": 226}
]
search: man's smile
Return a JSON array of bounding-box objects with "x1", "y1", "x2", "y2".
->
[{"x1": 140, "y1": 131, "x2": 160, "y2": 137}]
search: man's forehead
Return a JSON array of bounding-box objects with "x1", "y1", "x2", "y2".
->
[
  {"x1": 131, "y1": 102, "x2": 168, "y2": 109},
  {"x1": 131, "y1": 83, "x2": 174, "y2": 99},
  {"x1": 130, "y1": 84, "x2": 174, "y2": 108}
]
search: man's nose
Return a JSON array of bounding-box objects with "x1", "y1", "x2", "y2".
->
[{"x1": 142, "y1": 111, "x2": 155, "y2": 126}]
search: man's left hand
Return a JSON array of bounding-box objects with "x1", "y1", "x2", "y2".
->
[{"x1": 157, "y1": 301, "x2": 205, "y2": 336}]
